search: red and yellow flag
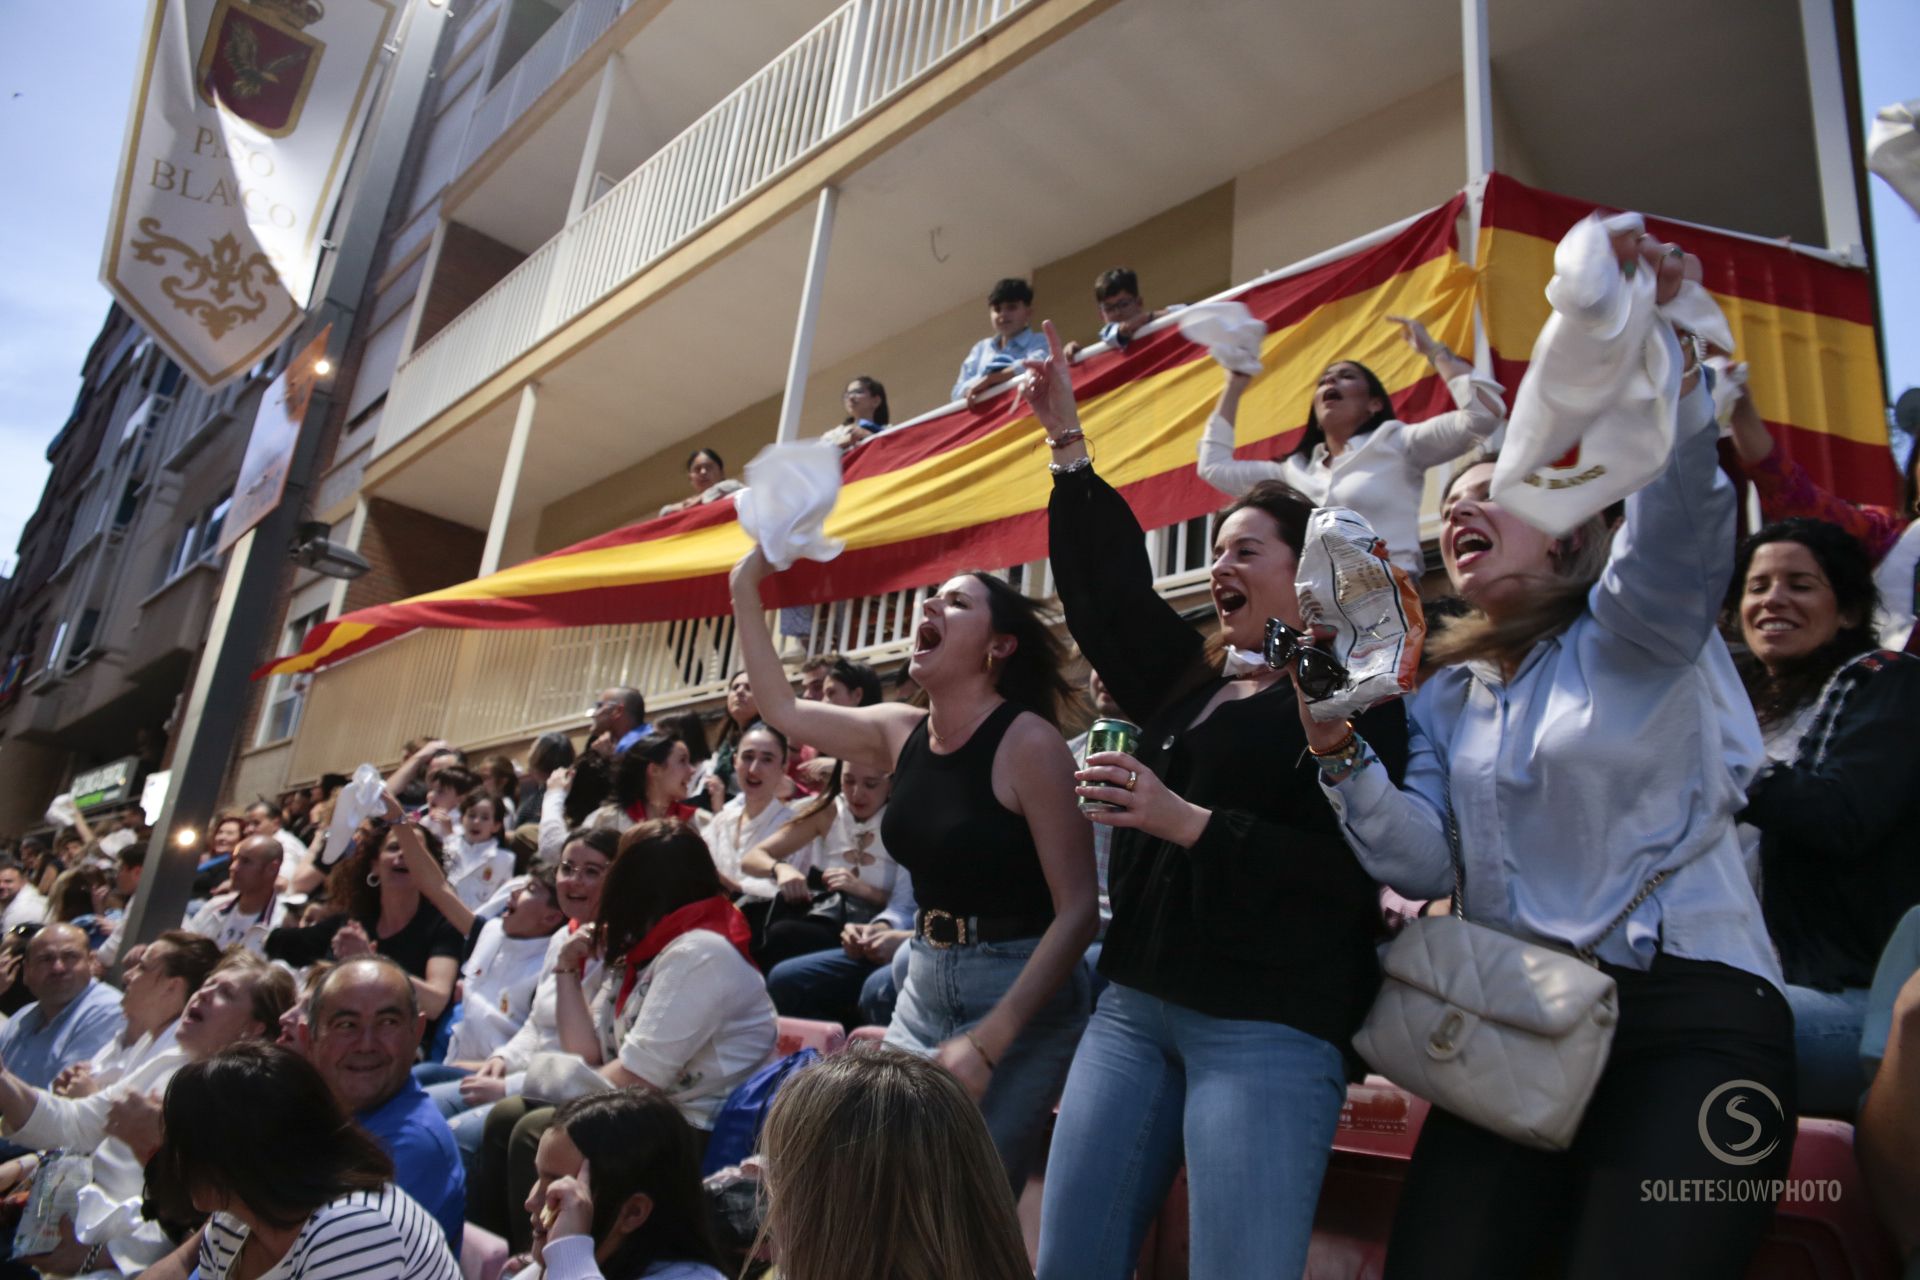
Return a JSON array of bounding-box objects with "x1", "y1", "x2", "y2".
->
[
  {"x1": 260, "y1": 195, "x2": 1475, "y2": 676},
  {"x1": 1478, "y1": 173, "x2": 1895, "y2": 507}
]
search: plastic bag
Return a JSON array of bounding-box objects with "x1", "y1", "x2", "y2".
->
[{"x1": 1292, "y1": 507, "x2": 1424, "y2": 722}]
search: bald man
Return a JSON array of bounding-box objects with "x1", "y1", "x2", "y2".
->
[
  {"x1": 183, "y1": 836, "x2": 291, "y2": 955},
  {"x1": 0, "y1": 924, "x2": 125, "y2": 1089}
]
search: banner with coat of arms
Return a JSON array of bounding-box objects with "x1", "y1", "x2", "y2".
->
[{"x1": 101, "y1": 0, "x2": 398, "y2": 389}]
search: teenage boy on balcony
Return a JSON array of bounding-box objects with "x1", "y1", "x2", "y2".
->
[
  {"x1": 1064, "y1": 267, "x2": 1180, "y2": 360},
  {"x1": 952, "y1": 277, "x2": 1049, "y2": 410}
]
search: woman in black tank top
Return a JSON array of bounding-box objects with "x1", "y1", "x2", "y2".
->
[{"x1": 732, "y1": 551, "x2": 1097, "y2": 1188}]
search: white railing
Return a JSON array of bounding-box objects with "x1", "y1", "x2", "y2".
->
[
  {"x1": 377, "y1": 0, "x2": 1034, "y2": 456},
  {"x1": 283, "y1": 521, "x2": 1209, "y2": 784},
  {"x1": 456, "y1": 0, "x2": 629, "y2": 177}
]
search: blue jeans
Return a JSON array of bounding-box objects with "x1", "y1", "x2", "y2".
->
[
  {"x1": 766, "y1": 947, "x2": 902, "y2": 1029},
  {"x1": 886, "y1": 935, "x2": 1090, "y2": 1188},
  {"x1": 1784, "y1": 982, "x2": 1869, "y2": 1116},
  {"x1": 1035, "y1": 982, "x2": 1348, "y2": 1280}
]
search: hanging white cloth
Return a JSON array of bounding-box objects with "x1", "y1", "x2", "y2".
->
[
  {"x1": 1491, "y1": 212, "x2": 1733, "y2": 536},
  {"x1": 737, "y1": 441, "x2": 845, "y2": 571}
]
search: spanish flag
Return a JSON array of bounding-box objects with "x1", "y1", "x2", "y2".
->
[
  {"x1": 259, "y1": 194, "x2": 1477, "y2": 676},
  {"x1": 1477, "y1": 173, "x2": 1895, "y2": 508}
]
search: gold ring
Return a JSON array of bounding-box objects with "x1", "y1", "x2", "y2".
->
[{"x1": 1125, "y1": 770, "x2": 1138, "y2": 791}]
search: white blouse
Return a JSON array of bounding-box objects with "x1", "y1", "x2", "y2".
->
[{"x1": 704, "y1": 796, "x2": 793, "y2": 901}]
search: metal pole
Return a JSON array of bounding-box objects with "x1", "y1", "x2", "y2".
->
[
  {"x1": 775, "y1": 187, "x2": 838, "y2": 444},
  {"x1": 1460, "y1": 0, "x2": 1493, "y2": 181},
  {"x1": 479, "y1": 383, "x2": 539, "y2": 575},
  {"x1": 121, "y1": 0, "x2": 450, "y2": 955},
  {"x1": 1797, "y1": 0, "x2": 1865, "y2": 261}
]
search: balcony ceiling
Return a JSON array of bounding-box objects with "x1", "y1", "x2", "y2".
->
[
  {"x1": 451, "y1": 0, "x2": 848, "y2": 254},
  {"x1": 379, "y1": 0, "x2": 1826, "y2": 536}
]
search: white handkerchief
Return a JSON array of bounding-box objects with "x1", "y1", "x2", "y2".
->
[
  {"x1": 321, "y1": 762, "x2": 387, "y2": 869},
  {"x1": 737, "y1": 441, "x2": 846, "y2": 571},
  {"x1": 1177, "y1": 301, "x2": 1266, "y2": 376},
  {"x1": 1220, "y1": 646, "x2": 1267, "y2": 678},
  {"x1": 1869, "y1": 99, "x2": 1920, "y2": 219}
]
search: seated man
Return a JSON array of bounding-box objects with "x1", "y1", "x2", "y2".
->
[
  {"x1": 244, "y1": 800, "x2": 310, "y2": 882},
  {"x1": 0, "y1": 923, "x2": 125, "y2": 1090},
  {"x1": 1064, "y1": 266, "x2": 1181, "y2": 359},
  {"x1": 0, "y1": 856, "x2": 48, "y2": 932},
  {"x1": 306, "y1": 955, "x2": 466, "y2": 1247},
  {"x1": 61, "y1": 930, "x2": 221, "y2": 1095},
  {"x1": 952, "y1": 277, "x2": 1049, "y2": 410},
  {"x1": 183, "y1": 835, "x2": 292, "y2": 955}
]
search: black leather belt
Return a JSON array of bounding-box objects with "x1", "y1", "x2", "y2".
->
[{"x1": 916, "y1": 909, "x2": 1056, "y2": 949}]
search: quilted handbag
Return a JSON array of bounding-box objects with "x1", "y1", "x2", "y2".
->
[{"x1": 1353, "y1": 794, "x2": 1670, "y2": 1151}]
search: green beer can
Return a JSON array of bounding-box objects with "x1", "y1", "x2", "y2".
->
[{"x1": 1079, "y1": 717, "x2": 1142, "y2": 812}]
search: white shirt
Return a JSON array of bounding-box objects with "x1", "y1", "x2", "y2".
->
[
  {"x1": 184, "y1": 893, "x2": 293, "y2": 956},
  {"x1": 200, "y1": 1186, "x2": 459, "y2": 1280},
  {"x1": 1, "y1": 885, "x2": 48, "y2": 931},
  {"x1": 590, "y1": 930, "x2": 776, "y2": 1130},
  {"x1": 703, "y1": 797, "x2": 793, "y2": 901},
  {"x1": 491, "y1": 929, "x2": 606, "y2": 1095},
  {"x1": 1197, "y1": 371, "x2": 1505, "y2": 576},
  {"x1": 87, "y1": 1017, "x2": 181, "y2": 1089},
  {"x1": 272, "y1": 827, "x2": 310, "y2": 872},
  {"x1": 445, "y1": 837, "x2": 514, "y2": 912},
  {"x1": 794, "y1": 798, "x2": 916, "y2": 926},
  {"x1": 444, "y1": 921, "x2": 554, "y2": 1063}
]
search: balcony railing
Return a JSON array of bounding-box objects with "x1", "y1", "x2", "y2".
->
[
  {"x1": 456, "y1": 0, "x2": 630, "y2": 178},
  {"x1": 279, "y1": 516, "x2": 1212, "y2": 785},
  {"x1": 378, "y1": 0, "x2": 1034, "y2": 457}
]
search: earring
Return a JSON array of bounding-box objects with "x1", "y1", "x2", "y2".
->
[
  {"x1": 366, "y1": 872, "x2": 380, "y2": 888},
  {"x1": 984, "y1": 651, "x2": 998, "y2": 673}
]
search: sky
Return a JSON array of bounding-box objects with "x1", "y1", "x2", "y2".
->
[{"x1": 0, "y1": 2, "x2": 1915, "y2": 573}]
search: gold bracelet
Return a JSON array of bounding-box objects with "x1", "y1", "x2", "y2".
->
[
  {"x1": 1307, "y1": 723, "x2": 1357, "y2": 758},
  {"x1": 964, "y1": 1029, "x2": 997, "y2": 1071}
]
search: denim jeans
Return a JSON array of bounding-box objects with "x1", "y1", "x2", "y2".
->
[
  {"x1": 1784, "y1": 982, "x2": 1869, "y2": 1117},
  {"x1": 766, "y1": 947, "x2": 902, "y2": 1030},
  {"x1": 886, "y1": 935, "x2": 1090, "y2": 1189},
  {"x1": 1035, "y1": 982, "x2": 1347, "y2": 1280}
]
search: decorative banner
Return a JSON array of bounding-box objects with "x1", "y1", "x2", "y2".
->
[
  {"x1": 102, "y1": 0, "x2": 397, "y2": 389},
  {"x1": 219, "y1": 326, "x2": 331, "y2": 553},
  {"x1": 258, "y1": 197, "x2": 1477, "y2": 676},
  {"x1": 1477, "y1": 173, "x2": 1896, "y2": 508}
]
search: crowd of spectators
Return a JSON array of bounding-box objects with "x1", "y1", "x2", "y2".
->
[{"x1": 0, "y1": 242, "x2": 1914, "y2": 1279}]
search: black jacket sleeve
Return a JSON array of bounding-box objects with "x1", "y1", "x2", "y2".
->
[
  {"x1": 1049, "y1": 465, "x2": 1208, "y2": 725},
  {"x1": 1742, "y1": 653, "x2": 1920, "y2": 860}
]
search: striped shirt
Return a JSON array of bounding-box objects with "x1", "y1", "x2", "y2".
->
[{"x1": 199, "y1": 1185, "x2": 460, "y2": 1280}]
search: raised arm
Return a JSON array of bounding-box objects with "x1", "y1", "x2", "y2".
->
[
  {"x1": 1196, "y1": 368, "x2": 1287, "y2": 498},
  {"x1": 1731, "y1": 386, "x2": 1907, "y2": 561},
  {"x1": 739, "y1": 804, "x2": 831, "y2": 878},
  {"x1": 382, "y1": 795, "x2": 476, "y2": 935},
  {"x1": 1311, "y1": 681, "x2": 1455, "y2": 901},
  {"x1": 1386, "y1": 315, "x2": 1506, "y2": 468},
  {"x1": 729, "y1": 551, "x2": 923, "y2": 771}
]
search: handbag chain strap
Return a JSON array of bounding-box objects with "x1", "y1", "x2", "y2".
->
[{"x1": 1441, "y1": 767, "x2": 1672, "y2": 965}]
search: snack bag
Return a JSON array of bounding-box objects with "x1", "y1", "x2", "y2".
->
[{"x1": 1293, "y1": 507, "x2": 1424, "y2": 722}]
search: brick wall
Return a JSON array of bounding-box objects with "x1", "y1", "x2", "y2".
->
[
  {"x1": 343, "y1": 498, "x2": 485, "y2": 614},
  {"x1": 414, "y1": 222, "x2": 527, "y2": 348}
]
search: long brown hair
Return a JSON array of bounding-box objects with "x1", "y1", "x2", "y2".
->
[
  {"x1": 1421, "y1": 457, "x2": 1612, "y2": 674},
  {"x1": 759, "y1": 1045, "x2": 1032, "y2": 1280},
  {"x1": 595, "y1": 820, "x2": 725, "y2": 957},
  {"x1": 966, "y1": 571, "x2": 1074, "y2": 729}
]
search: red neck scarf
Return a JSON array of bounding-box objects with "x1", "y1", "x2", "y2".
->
[
  {"x1": 625, "y1": 799, "x2": 700, "y2": 825},
  {"x1": 614, "y1": 894, "x2": 755, "y2": 1013}
]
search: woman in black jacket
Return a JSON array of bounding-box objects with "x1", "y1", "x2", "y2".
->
[
  {"x1": 1733, "y1": 516, "x2": 1920, "y2": 1116},
  {"x1": 1021, "y1": 322, "x2": 1409, "y2": 1279}
]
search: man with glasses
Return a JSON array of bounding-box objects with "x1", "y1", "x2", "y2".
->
[
  {"x1": 588, "y1": 685, "x2": 649, "y2": 758},
  {"x1": 1064, "y1": 267, "x2": 1182, "y2": 360}
]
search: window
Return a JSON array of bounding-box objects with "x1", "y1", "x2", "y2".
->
[
  {"x1": 160, "y1": 489, "x2": 234, "y2": 586},
  {"x1": 258, "y1": 606, "x2": 325, "y2": 745}
]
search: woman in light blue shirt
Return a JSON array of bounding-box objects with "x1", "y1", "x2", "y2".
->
[{"x1": 1295, "y1": 234, "x2": 1795, "y2": 1279}]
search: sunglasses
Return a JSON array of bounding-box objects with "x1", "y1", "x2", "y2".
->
[{"x1": 1263, "y1": 618, "x2": 1347, "y2": 702}]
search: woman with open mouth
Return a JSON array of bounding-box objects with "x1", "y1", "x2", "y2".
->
[
  {"x1": 1728, "y1": 517, "x2": 1920, "y2": 1118},
  {"x1": 1020, "y1": 321, "x2": 1411, "y2": 1280},
  {"x1": 1296, "y1": 234, "x2": 1796, "y2": 1278},
  {"x1": 1197, "y1": 314, "x2": 1505, "y2": 577},
  {"x1": 731, "y1": 541, "x2": 1098, "y2": 1192}
]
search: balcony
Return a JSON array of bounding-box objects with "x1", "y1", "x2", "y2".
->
[
  {"x1": 378, "y1": 0, "x2": 1038, "y2": 460},
  {"x1": 455, "y1": 0, "x2": 631, "y2": 180}
]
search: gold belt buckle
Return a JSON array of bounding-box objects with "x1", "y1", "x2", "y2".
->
[{"x1": 921, "y1": 909, "x2": 968, "y2": 949}]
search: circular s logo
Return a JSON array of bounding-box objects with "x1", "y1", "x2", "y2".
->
[{"x1": 1698, "y1": 1080, "x2": 1785, "y2": 1166}]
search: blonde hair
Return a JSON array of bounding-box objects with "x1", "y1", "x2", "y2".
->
[
  {"x1": 1423, "y1": 455, "x2": 1614, "y2": 674},
  {"x1": 759, "y1": 1046, "x2": 1031, "y2": 1280}
]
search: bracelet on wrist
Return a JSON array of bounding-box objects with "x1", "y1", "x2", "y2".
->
[
  {"x1": 1045, "y1": 428, "x2": 1085, "y2": 450},
  {"x1": 1048, "y1": 454, "x2": 1093, "y2": 477},
  {"x1": 1307, "y1": 723, "x2": 1356, "y2": 758},
  {"x1": 963, "y1": 1029, "x2": 998, "y2": 1071}
]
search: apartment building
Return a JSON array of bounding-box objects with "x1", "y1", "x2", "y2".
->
[{"x1": 230, "y1": 0, "x2": 1881, "y2": 800}]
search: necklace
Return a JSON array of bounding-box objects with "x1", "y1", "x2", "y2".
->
[{"x1": 928, "y1": 699, "x2": 999, "y2": 749}]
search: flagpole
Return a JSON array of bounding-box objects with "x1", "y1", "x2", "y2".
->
[{"x1": 119, "y1": 0, "x2": 449, "y2": 959}]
